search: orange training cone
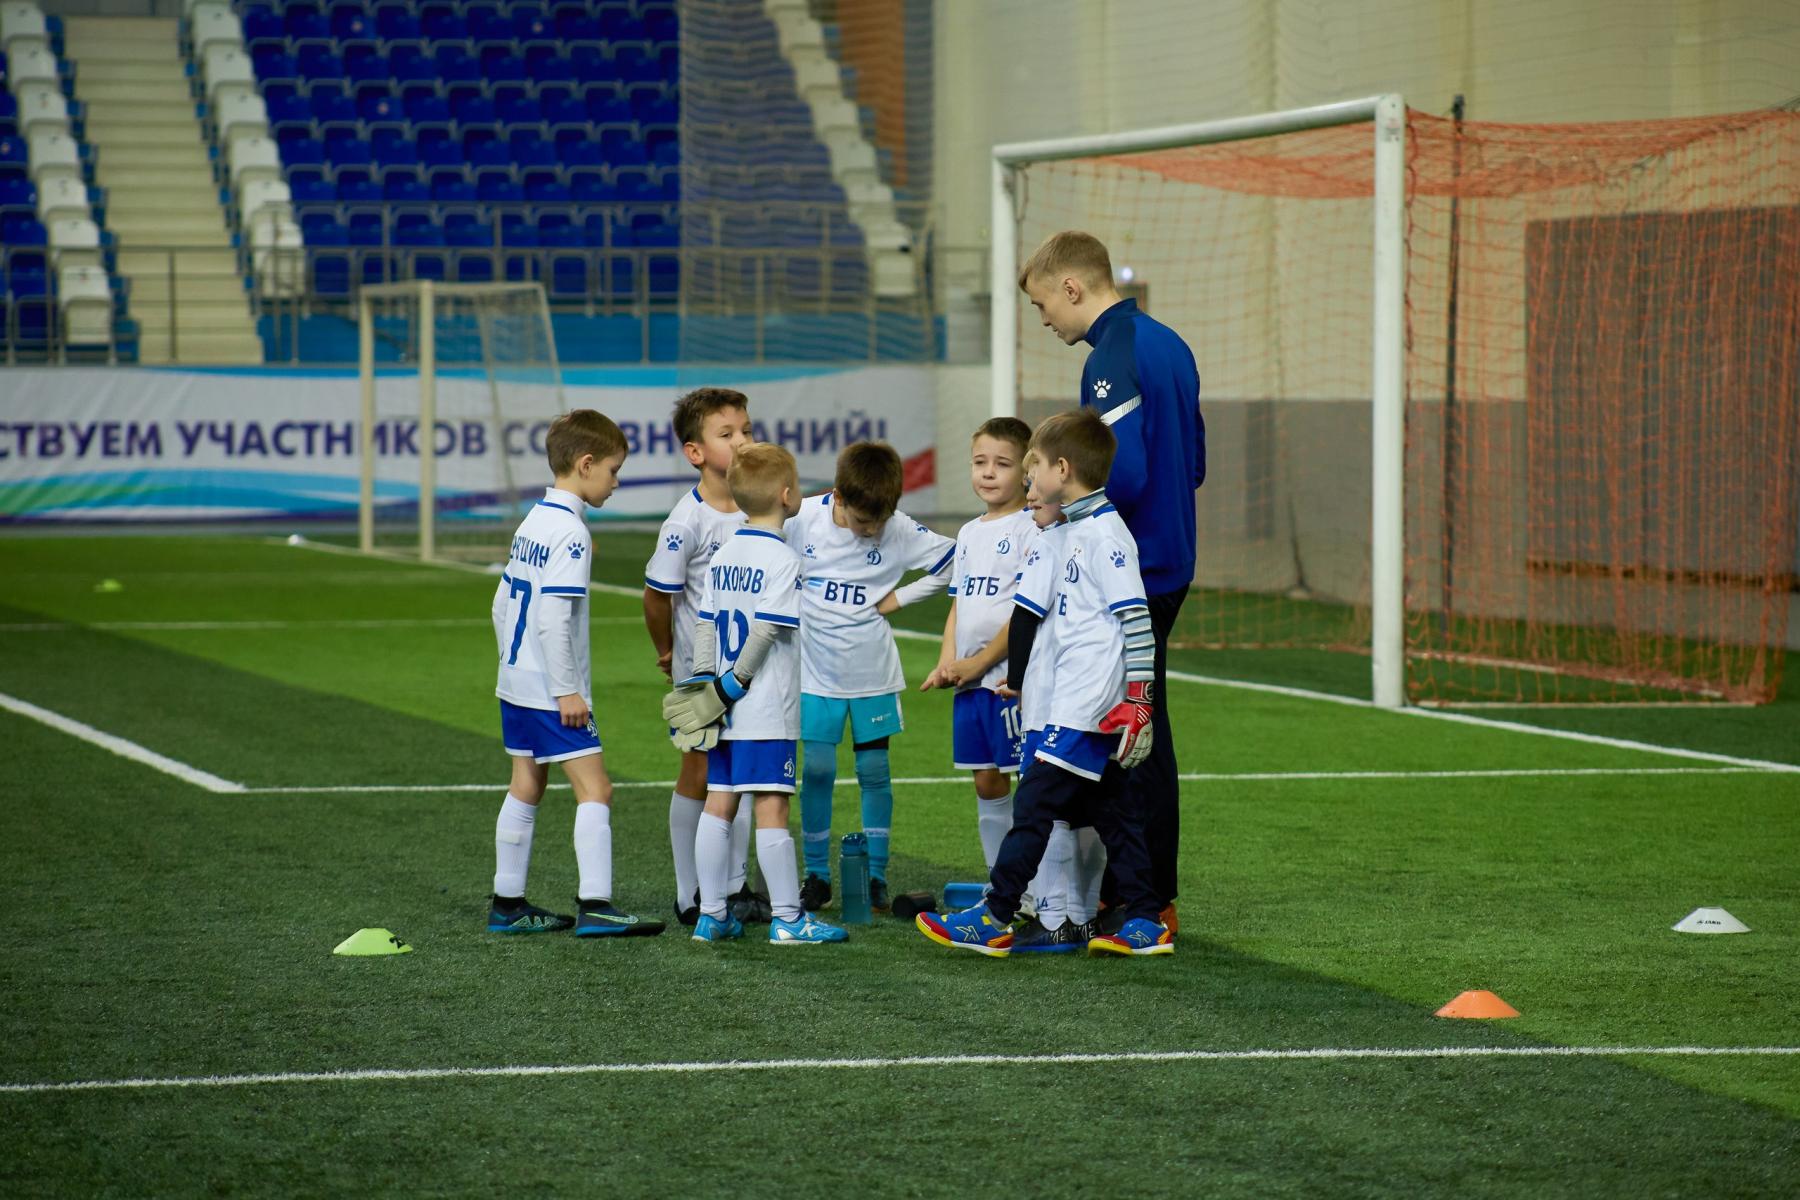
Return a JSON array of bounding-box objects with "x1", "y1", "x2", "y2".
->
[{"x1": 1434, "y1": 990, "x2": 1520, "y2": 1019}]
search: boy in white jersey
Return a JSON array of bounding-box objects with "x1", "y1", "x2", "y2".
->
[
  {"x1": 919, "y1": 418, "x2": 1037, "y2": 872},
  {"x1": 917, "y1": 409, "x2": 1172, "y2": 958},
  {"x1": 642, "y1": 388, "x2": 763, "y2": 927},
  {"x1": 661, "y1": 444, "x2": 849, "y2": 945},
  {"x1": 788, "y1": 441, "x2": 955, "y2": 914},
  {"x1": 488, "y1": 410, "x2": 663, "y2": 938}
]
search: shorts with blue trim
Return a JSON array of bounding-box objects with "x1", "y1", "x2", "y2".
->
[
  {"x1": 952, "y1": 688, "x2": 1022, "y2": 772},
  {"x1": 707, "y1": 737, "x2": 799, "y2": 794},
  {"x1": 1028, "y1": 724, "x2": 1113, "y2": 781},
  {"x1": 800, "y1": 691, "x2": 903, "y2": 745},
  {"x1": 500, "y1": 699, "x2": 602, "y2": 763}
]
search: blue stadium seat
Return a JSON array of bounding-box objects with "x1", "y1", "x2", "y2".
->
[
  {"x1": 243, "y1": 5, "x2": 284, "y2": 47},
  {"x1": 289, "y1": 167, "x2": 334, "y2": 204},
  {"x1": 336, "y1": 167, "x2": 380, "y2": 202},
  {"x1": 297, "y1": 47, "x2": 345, "y2": 80},
  {"x1": 418, "y1": 130, "x2": 460, "y2": 167},
  {"x1": 328, "y1": 4, "x2": 372, "y2": 42},
  {"x1": 481, "y1": 47, "x2": 526, "y2": 84},
  {"x1": 432, "y1": 174, "x2": 476, "y2": 203},
  {"x1": 374, "y1": 2, "x2": 423, "y2": 44},
  {"x1": 279, "y1": 136, "x2": 326, "y2": 168},
  {"x1": 0, "y1": 177, "x2": 35, "y2": 217},
  {"x1": 405, "y1": 92, "x2": 450, "y2": 126},
  {"x1": 496, "y1": 90, "x2": 542, "y2": 127},
  {"x1": 586, "y1": 91, "x2": 631, "y2": 124},
  {"x1": 597, "y1": 4, "x2": 644, "y2": 41},
  {"x1": 326, "y1": 136, "x2": 373, "y2": 170},
  {"x1": 555, "y1": 7, "x2": 603, "y2": 42},
  {"x1": 434, "y1": 44, "x2": 479, "y2": 83},
  {"x1": 465, "y1": 4, "x2": 508, "y2": 42},
  {"x1": 421, "y1": 4, "x2": 467, "y2": 42},
  {"x1": 642, "y1": 4, "x2": 678, "y2": 42},
  {"x1": 0, "y1": 137, "x2": 28, "y2": 180},
  {"x1": 512, "y1": 5, "x2": 552, "y2": 42},
  {"x1": 453, "y1": 93, "x2": 498, "y2": 129},
  {"x1": 463, "y1": 130, "x2": 508, "y2": 167},
  {"x1": 509, "y1": 131, "x2": 556, "y2": 169},
  {"x1": 286, "y1": 4, "x2": 329, "y2": 42}
]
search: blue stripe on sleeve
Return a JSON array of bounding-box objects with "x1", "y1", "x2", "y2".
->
[
  {"x1": 1108, "y1": 597, "x2": 1149, "y2": 612},
  {"x1": 644, "y1": 577, "x2": 684, "y2": 593},
  {"x1": 754, "y1": 612, "x2": 800, "y2": 627},
  {"x1": 541, "y1": 586, "x2": 588, "y2": 595},
  {"x1": 927, "y1": 546, "x2": 955, "y2": 574},
  {"x1": 1015, "y1": 594, "x2": 1048, "y2": 618}
]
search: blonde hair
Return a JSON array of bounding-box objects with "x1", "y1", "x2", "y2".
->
[
  {"x1": 1018, "y1": 230, "x2": 1113, "y2": 292},
  {"x1": 728, "y1": 443, "x2": 798, "y2": 518}
]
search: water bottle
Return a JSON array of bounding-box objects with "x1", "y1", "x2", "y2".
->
[
  {"x1": 838, "y1": 832, "x2": 872, "y2": 924},
  {"x1": 942, "y1": 881, "x2": 987, "y2": 911}
]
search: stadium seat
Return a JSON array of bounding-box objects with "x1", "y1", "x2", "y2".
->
[
  {"x1": 0, "y1": 175, "x2": 35, "y2": 217},
  {"x1": 285, "y1": 3, "x2": 329, "y2": 42},
  {"x1": 212, "y1": 91, "x2": 270, "y2": 146},
  {"x1": 227, "y1": 135, "x2": 283, "y2": 187},
  {"x1": 202, "y1": 45, "x2": 258, "y2": 104},
  {"x1": 26, "y1": 131, "x2": 79, "y2": 185},
  {"x1": 236, "y1": 177, "x2": 290, "y2": 227},
  {"x1": 0, "y1": 0, "x2": 48, "y2": 57},
  {"x1": 6, "y1": 45, "x2": 58, "y2": 95},
  {"x1": 17, "y1": 87, "x2": 68, "y2": 140},
  {"x1": 374, "y1": 2, "x2": 422, "y2": 44},
  {"x1": 288, "y1": 167, "x2": 335, "y2": 204},
  {"x1": 242, "y1": 5, "x2": 284, "y2": 49},
  {"x1": 47, "y1": 213, "x2": 99, "y2": 269},
  {"x1": 188, "y1": 2, "x2": 242, "y2": 59},
  {"x1": 33, "y1": 173, "x2": 84, "y2": 223},
  {"x1": 278, "y1": 136, "x2": 326, "y2": 168},
  {"x1": 465, "y1": 3, "x2": 507, "y2": 42},
  {"x1": 326, "y1": 3, "x2": 371, "y2": 42}
]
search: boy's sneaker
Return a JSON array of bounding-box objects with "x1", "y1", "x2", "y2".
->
[
  {"x1": 916, "y1": 904, "x2": 1013, "y2": 957},
  {"x1": 1087, "y1": 917, "x2": 1174, "y2": 957},
  {"x1": 487, "y1": 896, "x2": 573, "y2": 934},
  {"x1": 674, "y1": 889, "x2": 699, "y2": 927},
  {"x1": 574, "y1": 900, "x2": 666, "y2": 938},
  {"x1": 691, "y1": 911, "x2": 745, "y2": 942},
  {"x1": 769, "y1": 912, "x2": 849, "y2": 945},
  {"x1": 799, "y1": 873, "x2": 832, "y2": 913},
  {"x1": 729, "y1": 884, "x2": 773, "y2": 924},
  {"x1": 1010, "y1": 915, "x2": 1085, "y2": 954},
  {"x1": 1095, "y1": 903, "x2": 1126, "y2": 937},
  {"x1": 1159, "y1": 903, "x2": 1180, "y2": 938},
  {"x1": 869, "y1": 877, "x2": 891, "y2": 914}
]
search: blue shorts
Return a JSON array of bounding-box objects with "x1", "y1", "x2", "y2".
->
[
  {"x1": 1026, "y1": 724, "x2": 1113, "y2": 782},
  {"x1": 952, "y1": 688, "x2": 1023, "y2": 773},
  {"x1": 800, "y1": 691, "x2": 903, "y2": 746},
  {"x1": 707, "y1": 738, "x2": 799, "y2": 794},
  {"x1": 500, "y1": 699, "x2": 602, "y2": 764}
]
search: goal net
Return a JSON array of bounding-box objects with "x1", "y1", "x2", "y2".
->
[
  {"x1": 999, "y1": 101, "x2": 1800, "y2": 705},
  {"x1": 357, "y1": 281, "x2": 566, "y2": 563}
]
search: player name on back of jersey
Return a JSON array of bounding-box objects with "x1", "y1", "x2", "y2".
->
[
  {"x1": 511, "y1": 535, "x2": 555, "y2": 569},
  {"x1": 709, "y1": 563, "x2": 769, "y2": 594}
]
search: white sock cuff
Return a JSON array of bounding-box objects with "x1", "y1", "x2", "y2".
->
[
  {"x1": 671, "y1": 791, "x2": 704, "y2": 810},
  {"x1": 580, "y1": 801, "x2": 611, "y2": 826},
  {"x1": 501, "y1": 794, "x2": 537, "y2": 824},
  {"x1": 699, "y1": 812, "x2": 732, "y2": 834}
]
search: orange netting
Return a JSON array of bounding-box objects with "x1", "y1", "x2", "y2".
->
[{"x1": 1015, "y1": 108, "x2": 1799, "y2": 703}]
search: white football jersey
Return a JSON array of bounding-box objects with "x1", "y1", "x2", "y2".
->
[
  {"x1": 493, "y1": 487, "x2": 592, "y2": 710},
  {"x1": 1013, "y1": 522, "x2": 1066, "y2": 733},
  {"x1": 697, "y1": 527, "x2": 802, "y2": 741},
  {"x1": 1014, "y1": 504, "x2": 1147, "y2": 733},
  {"x1": 786, "y1": 492, "x2": 956, "y2": 698},
  {"x1": 644, "y1": 485, "x2": 748, "y2": 680},
  {"x1": 949, "y1": 509, "x2": 1039, "y2": 692}
]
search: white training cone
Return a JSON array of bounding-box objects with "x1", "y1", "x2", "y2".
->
[{"x1": 1672, "y1": 907, "x2": 1749, "y2": 934}]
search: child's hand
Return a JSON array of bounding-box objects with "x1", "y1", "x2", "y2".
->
[
  {"x1": 875, "y1": 591, "x2": 900, "y2": 616},
  {"x1": 919, "y1": 663, "x2": 956, "y2": 691},
  {"x1": 994, "y1": 683, "x2": 1019, "y2": 700},
  {"x1": 656, "y1": 650, "x2": 673, "y2": 679},
  {"x1": 557, "y1": 693, "x2": 591, "y2": 728},
  {"x1": 947, "y1": 655, "x2": 984, "y2": 682}
]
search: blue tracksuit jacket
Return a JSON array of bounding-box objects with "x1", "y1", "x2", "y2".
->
[{"x1": 1078, "y1": 298, "x2": 1206, "y2": 595}]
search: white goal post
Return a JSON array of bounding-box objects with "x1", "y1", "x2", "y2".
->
[
  {"x1": 988, "y1": 95, "x2": 1408, "y2": 708},
  {"x1": 356, "y1": 280, "x2": 565, "y2": 562}
]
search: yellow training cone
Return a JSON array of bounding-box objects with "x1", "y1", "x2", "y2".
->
[{"x1": 333, "y1": 928, "x2": 413, "y2": 956}]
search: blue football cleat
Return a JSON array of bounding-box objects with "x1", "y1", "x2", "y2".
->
[
  {"x1": 916, "y1": 904, "x2": 1013, "y2": 957},
  {"x1": 1087, "y1": 917, "x2": 1174, "y2": 957},
  {"x1": 488, "y1": 896, "x2": 573, "y2": 934},
  {"x1": 769, "y1": 912, "x2": 849, "y2": 944},
  {"x1": 691, "y1": 911, "x2": 745, "y2": 943},
  {"x1": 574, "y1": 900, "x2": 665, "y2": 938}
]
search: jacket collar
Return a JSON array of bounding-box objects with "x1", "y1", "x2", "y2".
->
[{"x1": 1082, "y1": 297, "x2": 1138, "y2": 347}]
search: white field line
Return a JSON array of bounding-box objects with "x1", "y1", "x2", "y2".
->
[
  {"x1": 0, "y1": 617, "x2": 641, "y2": 633},
  {"x1": 6, "y1": 1044, "x2": 1797, "y2": 1096},
  {"x1": 238, "y1": 765, "x2": 1775, "y2": 796},
  {"x1": 0, "y1": 692, "x2": 243, "y2": 794},
  {"x1": 280, "y1": 535, "x2": 641, "y2": 597}
]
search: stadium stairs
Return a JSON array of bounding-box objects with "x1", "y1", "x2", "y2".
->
[{"x1": 63, "y1": 15, "x2": 262, "y2": 363}]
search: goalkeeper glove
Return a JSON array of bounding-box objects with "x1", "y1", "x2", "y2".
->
[
  {"x1": 1099, "y1": 680, "x2": 1155, "y2": 769},
  {"x1": 660, "y1": 672, "x2": 749, "y2": 752}
]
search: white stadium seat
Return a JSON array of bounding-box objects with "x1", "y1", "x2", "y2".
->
[
  {"x1": 226, "y1": 133, "x2": 281, "y2": 187},
  {"x1": 249, "y1": 213, "x2": 303, "y2": 297},
  {"x1": 59, "y1": 264, "x2": 113, "y2": 348},
  {"x1": 27, "y1": 130, "x2": 81, "y2": 184},
  {"x1": 211, "y1": 91, "x2": 269, "y2": 146},
  {"x1": 188, "y1": 2, "x2": 242, "y2": 59},
  {"x1": 0, "y1": 1, "x2": 48, "y2": 57},
  {"x1": 201, "y1": 44, "x2": 256, "y2": 104},
  {"x1": 235, "y1": 176, "x2": 290, "y2": 228},
  {"x1": 7, "y1": 44, "x2": 60, "y2": 93},
  {"x1": 17, "y1": 86, "x2": 69, "y2": 139},
  {"x1": 49, "y1": 214, "x2": 101, "y2": 269},
  {"x1": 34, "y1": 174, "x2": 87, "y2": 223}
]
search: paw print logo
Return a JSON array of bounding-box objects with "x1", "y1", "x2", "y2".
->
[
  {"x1": 1025, "y1": 550, "x2": 1040, "y2": 567},
  {"x1": 569, "y1": 543, "x2": 584, "y2": 560},
  {"x1": 665, "y1": 532, "x2": 682, "y2": 552},
  {"x1": 709, "y1": 541, "x2": 721, "y2": 556},
  {"x1": 1094, "y1": 379, "x2": 1111, "y2": 400},
  {"x1": 996, "y1": 537, "x2": 1011, "y2": 555},
  {"x1": 915, "y1": 523, "x2": 929, "y2": 534},
  {"x1": 804, "y1": 543, "x2": 816, "y2": 558},
  {"x1": 1110, "y1": 548, "x2": 1126, "y2": 568},
  {"x1": 866, "y1": 549, "x2": 883, "y2": 565}
]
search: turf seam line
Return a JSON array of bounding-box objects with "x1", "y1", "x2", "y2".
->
[
  {"x1": 233, "y1": 766, "x2": 1778, "y2": 794},
  {"x1": 7, "y1": 1045, "x2": 1797, "y2": 1095},
  {"x1": 280, "y1": 535, "x2": 640, "y2": 597},
  {"x1": 0, "y1": 691, "x2": 244, "y2": 794}
]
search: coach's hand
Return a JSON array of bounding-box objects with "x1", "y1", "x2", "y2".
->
[{"x1": 1100, "y1": 681, "x2": 1155, "y2": 769}]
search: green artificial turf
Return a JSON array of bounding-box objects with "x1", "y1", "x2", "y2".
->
[{"x1": 0, "y1": 535, "x2": 1795, "y2": 1197}]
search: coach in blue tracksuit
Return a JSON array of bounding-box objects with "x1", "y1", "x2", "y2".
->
[{"x1": 1018, "y1": 231, "x2": 1205, "y2": 921}]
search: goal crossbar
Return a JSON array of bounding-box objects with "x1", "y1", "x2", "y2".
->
[{"x1": 989, "y1": 94, "x2": 1408, "y2": 708}]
